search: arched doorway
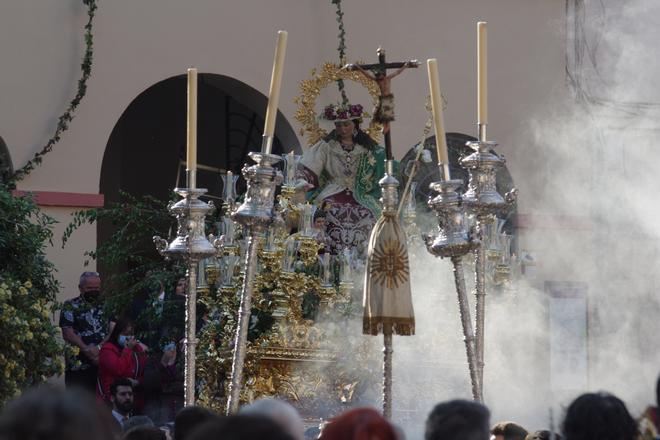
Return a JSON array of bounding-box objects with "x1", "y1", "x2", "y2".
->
[
  {"x1": 0, "y1": 137, "x2": 13, "y2": 183},
  {"x1": 100, "y1": 73, "x2": 299, "y2": 205},
  {"x1": 98, "y1": 73, "x2": 299, "y2": 269}
]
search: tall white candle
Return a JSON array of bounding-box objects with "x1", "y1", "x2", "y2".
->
[
  {"x1": 477, "y1": 22, "x2": 488, "y2": 127},
  {"x1": 427, "y1": 59, "x2": 451, "y2": 181},
  {"x1": 186, "y1": 68, "x2": 198, "y2": 188},
  {"x1": 262, "y1": 30, "x2": 288, "y2": 151}
]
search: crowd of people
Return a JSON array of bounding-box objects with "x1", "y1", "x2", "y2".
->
[
  {"x1": 59, "y1": 271, "x2": 187, "y2": 425},
  {"x1": 0, "y1": 376, "x2": 658, "y2": 440},
  {"x1": 14, "y1": 271, "x2": 656, "y2": 440}
]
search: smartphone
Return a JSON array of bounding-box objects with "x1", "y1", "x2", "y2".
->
[{"x1": 163, "y1": 342, "x2": 176, "y2": 351}]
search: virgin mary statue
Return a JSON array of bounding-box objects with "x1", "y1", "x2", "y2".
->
[{"x1": 297, "y1": 102, "x2": 387, "y2": 256}]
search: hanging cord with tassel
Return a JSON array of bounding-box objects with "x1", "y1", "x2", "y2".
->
[
  {"x1": 397, "y1": 97, "x2": 434, "y2": 217},
  {"x1": 331, "y1": 0, "x2": 349, "y2": 105}
]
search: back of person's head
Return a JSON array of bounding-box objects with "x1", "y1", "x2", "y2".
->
[
  {"x1": 562, "y1": 392, "x2": 637, "y2": 440},
  {"x1": 491, "y1": 421, "x2": 528, "y2": 440},
  {"x1": 239, "y1": 398, "x2": 305, "y2": 440},
  {"x1": 0, "y1": 386, "x2": 118, "y2": 440},
  {"x1": 188, "y1": 414, "x2": 294, "y2": 440},
  {"x1": 319, "y1": 407, "x2": 397, "y2": 440},
  {"x1": 174, "y1": 405, "x2": 216, "y2": 440},
  {"x1": 122, "y1": 426, "x2": 166, "y2": 440},
  {"x1": 122, "y1": 415, "x2": 154, "y2": 432},
  {"x1": 425, "y1": 399, "x2": 490, "y2": 440},
  {"x1": 525, "y1": 430, "x2": 562, "y2": 440}
]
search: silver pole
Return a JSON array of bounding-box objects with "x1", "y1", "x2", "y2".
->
[
  {"x1": 451, "y1": 256, "x2": 482, "y2": 401},
  {"x1": 383, "y1": 332, "x2": 393, "y2": 419},
  {"x1": 226, "y1": 233, "x2": 259, "y2": 414},
  {"x1": 424, "y1": 179, "x2": 481, "y2": 401},
  {"x1": 153, "y1": 187, "x2": 219, "y2": 408},
  {"x1": 460, "y1": 138, "x2": 516, "y2": 400},
  {"x1": 474, "y1": 220, "x2": 487, "y2": 394},
  {"x1": 184, "y1": 260, "x2": 198, "y2": 406},
  {"x1": 225, "y1": 151, "x2": 282, "y2": 415}
]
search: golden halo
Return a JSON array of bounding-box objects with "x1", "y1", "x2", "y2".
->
[{"x1": 293, "y1": 61, "x2": 382, "y2": 147}]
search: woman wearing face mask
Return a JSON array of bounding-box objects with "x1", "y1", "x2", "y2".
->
[{"x1": 97, "y1": 315, "x2": 148, "y2": 410}]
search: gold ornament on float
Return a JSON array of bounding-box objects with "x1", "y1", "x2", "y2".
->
[{"x1": 293, "y1": 61, "x2": 382, "y2": 146}]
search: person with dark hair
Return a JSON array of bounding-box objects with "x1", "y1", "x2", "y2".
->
[
  {"x1": 297, "y1": 102, "x2": 388, "y2": 256},
  {"x1": 562, "y1": 392, "x2": 638, "y2": 440},
  {"x1": 318, "y1": 407, "x2": 397, "y2": 440},
  {"x1": 98, "y1": 315, "x2": 148, "y2": 409},
  {"x1": 0, "y1": 386, "x2": 118, "y2": 440},
  {"x1": 425, "y1": 399, "x2": 490, "y2": 440},
  {"x1": 525, "y1": 430, "x2": 562, "y2": 440},
  {"x1": 59, "y1": 271, "x2": 113, "y2": 393},
  {"x1": 639, "y1": 374, "x2": 660, "y2": 440},
  {"x1": 173, "y1": 405, "x2": 216, "y2": 440},
  {"x1": 188, "y1": 414, "x2": 294, "y2": 440},
  {"x1": 122, "y1": 426, "x2": 166, "y2": 440},
  {"x1": 110, "y1": 378, "x2": 135, "y2": 427},
  {"x1": 491, "y1": 421, "x2": 528, "y2": 440}
]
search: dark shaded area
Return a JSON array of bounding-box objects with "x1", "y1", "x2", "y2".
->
[
  {"x1": 400, "y1": 132, "x2": 517, "y2": 237},
  {"x1": 98, "y1": 73, "x2": 299, "y2": 277},
  {"x1": 0, "y1": 137, "x2": 13, "y2": 184}
]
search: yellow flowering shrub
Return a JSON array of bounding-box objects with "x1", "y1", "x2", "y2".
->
[{"x1": 0, "y1": 279, "x2": 68, "y2": 406}]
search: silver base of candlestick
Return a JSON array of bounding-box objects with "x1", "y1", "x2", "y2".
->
[
  {"x1": 461, "y1": 140, "x2": 517, "y2": 216},
  {"x1": 424, "y1": 180, "x2": 479, "y2": 258},
  {"x1": 226, "y1": 151, "x2": 283, "y2": 415},
  {"x1": 424, "y1": 179, "x2": 482, "y2": 402},
  {"x1": 232, "y1": 152, "x2": 283, "y2": 229},
  {"x1": 153, "y1": 187, "x2": 220, "y2": 407}
]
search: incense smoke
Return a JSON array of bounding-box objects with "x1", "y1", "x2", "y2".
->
[{"x1": 319, "y1": 2, "x2": 660, "y2": 437}]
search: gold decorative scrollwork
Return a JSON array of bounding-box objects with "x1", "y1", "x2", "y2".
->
[{"x1": 293, "y1": 61, "x2": 382, "y2": 146}]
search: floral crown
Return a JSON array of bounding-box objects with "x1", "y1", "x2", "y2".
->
[{"x1": 320, "y1": 102, "x2": 366, "y2": 122}]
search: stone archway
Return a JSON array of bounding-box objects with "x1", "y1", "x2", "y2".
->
[
  {"x1": 0, "y1": 137, "x2": 13, "y2": 183},
  {"x1": 98, "y1": 73, "x2": 299, "y2": 270},
  {"x1": 100, "y1": 73, "x2": 299, "y2": 206}
]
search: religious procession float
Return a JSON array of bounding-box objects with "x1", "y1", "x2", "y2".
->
[{"x1": 153, "y1": 20, "x2": 517, "y2": 425}]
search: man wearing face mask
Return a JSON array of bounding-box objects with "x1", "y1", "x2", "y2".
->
[{"x1": 60, "y1": 271, "x2": 110, "y2": 393}]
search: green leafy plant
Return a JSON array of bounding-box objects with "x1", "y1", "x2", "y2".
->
[
  {"x1": 0, "y1": 185, "x2": 66, "y2": 406},
  {"x1": 62, "y1": 192, "x2": 184, "y2": 320}
]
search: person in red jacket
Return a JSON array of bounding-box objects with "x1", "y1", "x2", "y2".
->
[{"x1": 97, "y1": 315, "x2": 148, "y2": 411}]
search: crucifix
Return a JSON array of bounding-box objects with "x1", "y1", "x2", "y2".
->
[
  {"x1": 345, "y1": 48, "x2": 419, "y2": 160},
  {"x1": 347, "y1": 48, "x2": 418, "y2": 421}
]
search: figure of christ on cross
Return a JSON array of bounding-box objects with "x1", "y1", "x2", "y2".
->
[{"x1": 345, "y1": 47, "x2": 419, "y2": 159}]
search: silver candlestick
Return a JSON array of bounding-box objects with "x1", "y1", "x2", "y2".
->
[
  {"x1": 460, "y1": 137, "x2": 517, "y2": 396},
  {"x1": 153, "y1": 186, "x2": 220, "y2": 407},
  {"x1": 424, "y1": 178, "x2": 482, "y2": 402},
  {"x1": 226, "y1": 150, "x2": 283, "y2": 415}
]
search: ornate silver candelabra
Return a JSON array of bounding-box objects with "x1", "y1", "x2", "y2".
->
[
  {"x1": 424, "y1": 177, "x2": 482, "y2": 401},
  {"x1": 153, "y1": 185, "x2": 219, "y2": 407},
  {"x1": 226, "y1": 150, "x2": 283, "y2": 415},
  {"x1": 460, "y1": 136, "x2": 517, "y2": 395}
]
